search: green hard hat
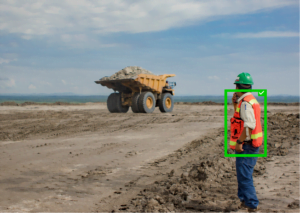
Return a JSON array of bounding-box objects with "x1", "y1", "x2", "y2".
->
[{"x1": 234, "y1": 72, "x2": 254, "y2": 85}]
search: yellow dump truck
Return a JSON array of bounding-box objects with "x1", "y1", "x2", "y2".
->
[{"x1": 95, "y1": 74, "x2": 176, "y2": 113}]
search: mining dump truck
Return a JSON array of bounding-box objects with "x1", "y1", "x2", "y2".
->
[{"x1": 95, "y1": 73, "x2": 176, "y2": 113}]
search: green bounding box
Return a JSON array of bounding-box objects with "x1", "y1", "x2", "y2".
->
[{"x1": 224, "y1": 89, "x2": 267, "y2": 157}]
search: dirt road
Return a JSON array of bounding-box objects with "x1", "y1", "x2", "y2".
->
[{"x1": 0, "y1": 103, "x2": 299, "y2": 212}]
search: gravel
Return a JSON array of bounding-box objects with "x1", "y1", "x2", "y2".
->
[{"x1": 100, "y1": 66, "x2": 154, "y2": 81}]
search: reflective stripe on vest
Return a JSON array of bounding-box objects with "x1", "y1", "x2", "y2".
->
[
  {"x1": 230, "y1": 141, "x2": 236, "y2": 146},
  {"x1": 236, "y1": 107, "x2": 240, "y2": 112},
  {"x1": 251, "y1": 132, "x2": 263, "y2": 139},
  {"x1": 248, "y1": 99, "x2": 259, "y2": 105}
]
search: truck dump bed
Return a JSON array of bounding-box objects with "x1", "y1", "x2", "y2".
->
[{"x1": 95, "y1": 74, "x2": 175, "y2": 94}]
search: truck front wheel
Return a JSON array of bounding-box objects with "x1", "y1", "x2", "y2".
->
[
  {"x1": 138, "y1": 92, "x2": 156, "y2": 113},
  {"x1": 159, "y1": 93, "x2": 174, "y2": 113}
]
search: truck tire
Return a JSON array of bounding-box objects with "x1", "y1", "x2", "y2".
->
[
  {"x1": 107, "y1": 93, "x2": 118, "y2": 113},
  {"x1": 131, "y1": 93, "x2": 140, "y2": 113},
  {"x1": 107, "y1": 93, "x2": 129, "y2": 113},
  {"x1": 115, "y1": 93, "x2": 129, "y2": 113},
  {"x1": 138, "y1": 92, "x2": 156, "y2": 113},
  {"x1": 159, "y1": 93, "x2": 174, "y2": 113}
]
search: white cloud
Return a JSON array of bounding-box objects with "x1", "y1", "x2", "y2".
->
[
  {"x1": 234, "y1": 31, "x2": 299, "y2": 38},
  {"x1": 9, "y1": 78, "x2": 15, "y2": 87},
  {"x1": 0, "y1": 58, "x2": 11, "y2": 64},
  {"x1": 28, "y1": 84, "x2": 36, "y2": 89},
  {"x1": 0, "y1": 77, "x2": 15, "y2": 88},
  {"x1": 10, "y1": 42, "x2": 18, "y2": 47},
  {"x1": 0, "y1": 58, "x2": 17, "y2": 64},
  {"x1": 21, "y1": 35, "x2": 33, "y2": 40},
  {"x1": 208, "y1": 75, "x2": 219, "y2": 80},
  {"x1": 57, "y1": 33, "x2": 122, "y2": 48},
  {"x1": 215, "y1": 31, "x2": 299, "y2": 38},
  {"x1": 62, "y1": 80, "x2": 67, "y2": 85},
  {"x1": 0, "y1": 54, "x2": 18, "y2": 64},
  {"x1": 0, "y1": 0, "x2": 297, "y2": 39},
  {"x1": 41, "y1": 81, "x2": 52, "y2": 86}
]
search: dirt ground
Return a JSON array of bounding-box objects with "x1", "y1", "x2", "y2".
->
[{"x1": 0, "y1": 103, "x2": 299, "y2": 212}]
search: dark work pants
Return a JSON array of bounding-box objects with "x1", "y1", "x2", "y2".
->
[{"x1": 235, "y1": 144, "x2": 259, "y2": 209}]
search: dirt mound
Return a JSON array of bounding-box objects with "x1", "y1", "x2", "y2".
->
[
  {"x1": 121, "y1": 156, "x2": 241, "y2": 212},
  {"x1": 100, "y1": 66, "x2": 153, "y2": 81},
  {"x1": 0, "y1": 101, "x2": 19, "y2": 106},
  {"x1": 267, "y1": 113, "x2": 299, "y2": 157}
]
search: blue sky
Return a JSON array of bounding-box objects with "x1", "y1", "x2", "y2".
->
[{"x1": 0, "y1": 0, "x2": 299, "y2": 95}]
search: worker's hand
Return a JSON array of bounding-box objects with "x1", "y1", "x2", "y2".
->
[{"x1": 235, "y1": 143, "x2": 244, "y2": 153}]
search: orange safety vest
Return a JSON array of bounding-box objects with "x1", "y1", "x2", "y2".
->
[{"x1": 230, "y1": 94, "x2": 263, "y2": 150}]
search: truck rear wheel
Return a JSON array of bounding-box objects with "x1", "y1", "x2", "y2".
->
[
  {"x1": 138, "y1": 92, "x2": 156, "y2": 113},
  {"x1": 115, "y1": 93, "x2": 129, "y2": 113},
  {"x1": 107, "y1": 93, "x2": 129, "y2": 113},
  {"x1": 159, "y1": 93, "x2": 174, "y2": 113},
  {"x1": 131, "y1": 93, "x2": 140, "y2": 113},
  {"x1": 107, "y1": 93, "x2": 118, "y2": 113}
]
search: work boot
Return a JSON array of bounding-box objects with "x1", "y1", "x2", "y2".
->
[
  {"x1": 247, "y1": 206, "x2": 259, "y2": 212},
  {"x1": 238, "y1": 201, "x2": 247, "y2": 209}
]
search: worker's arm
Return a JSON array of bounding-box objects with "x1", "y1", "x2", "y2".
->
[
  {"x1": 235, "y1": 128, "x2": 252, "y2": 152},
  {"x1": 235, "y1": 101, "x2": 255, "y2": 153}
]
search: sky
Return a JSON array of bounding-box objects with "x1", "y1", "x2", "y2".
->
[{"x1": 0, "y1": 0, "x2": 299, "y2": 96}]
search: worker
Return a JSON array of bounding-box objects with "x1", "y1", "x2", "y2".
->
[
  {"x1": 166, "y1": 80, "x2": 169, "y2": 88},
  {"x1": 230, "y1": 72, "x2": 263, "y2": 212}
]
